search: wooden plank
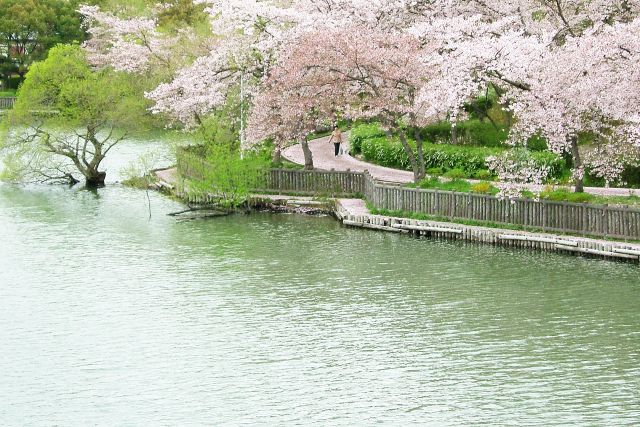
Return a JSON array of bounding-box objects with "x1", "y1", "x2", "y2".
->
[
  {"x1": 343, "y1": 219, "x2": 404, "y2": 233},
  {"x1": 612, "y1": 247, "x2": 640, "y2": 256},
  {"x1": 498, "y1": 234, "x2": 578, "y2": 246},
  {"x1": 555, "y1": 244, "x2": 639, "y2": 260},
  {"x1": 392, "y1": 224, "x2": 463, "y2": 234}
]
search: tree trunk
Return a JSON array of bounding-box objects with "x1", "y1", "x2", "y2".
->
[
  {"x1": 413, "y1": 129, "x2": 426, "y2": 182},
  {"x1": 397, "y1": 131, "x2": 421, "y2": 183},
  {"x1": 569, "y1": 135, "x2": 584, "y2": 193},
  {"x1": 85, "y1": 171, "x2": 106, "y2": 187},
  {"x1": 272, "y1": 146, "x2": 282, "y2": 165},
  {"x1": 451, "y1": 124, "x2": 458, "y2": 145},
  {"x1": 301, "y1": 139, "x2": 314, "y2": 170}
]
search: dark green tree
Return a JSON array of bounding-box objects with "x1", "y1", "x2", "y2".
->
[{"x1": 0, "y1": 0, "x2": 85, "y2": 87}]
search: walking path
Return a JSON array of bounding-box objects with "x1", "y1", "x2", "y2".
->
[
  {"x1": 283, "y1": 133, "x2": 640, "y2": 197},
  {"x1": 283, "y1": 133, "x2": 414, "y2": 183}
]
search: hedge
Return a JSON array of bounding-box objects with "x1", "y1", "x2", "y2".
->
[
  {"x1": 349, "y1": 122, "x2": 387, "y2": 154},
  {"x1": 416, "y1": 120, "x2": 510, "y2": 147},
  {"x1": 353, "y1": 125, "x2": 566, "y2": 179}
]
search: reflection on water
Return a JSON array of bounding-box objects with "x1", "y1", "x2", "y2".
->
[{"x1": 0, "y1": 182, "x2": 639, "y2": 425}]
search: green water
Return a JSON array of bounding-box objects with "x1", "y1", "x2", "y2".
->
[{"x1": 1, "y1": 174, "x2": 639, "y2": 424}]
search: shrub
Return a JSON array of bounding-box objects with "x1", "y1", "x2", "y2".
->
[
  {"x1": 349, "y1": 123, "x2": 386, "y2": 154},
  {"x1": 354, "y1": 121, "x2": 569, "y2": 181},
  {"x1": 541, "y1": 189, "x2": 595, "y2": 204},
  {"x1": 417, "y1": 121, "x2": 451, "y2": 143},
  {"x1": 530, "y1": 151, "x2": 567, "y2": 179},
  {"x1": 461, "y1": 120, "x2": 509, "y2": 147},
  {"x1": 444, "y1": 168, "x2": 468, "y2": 179},
  {"x1": 471, "y1": 181, "x2": 494, "y2": 194},
  {"x1": 416, "y1": 120, "x2": 509, "y2": 147},
  {"x1": 526, "y1": 134, "x2": 548, "y2": 151},
  {"x1": 360, "y1": 136, "x2": 411, "y2": 169},
  {"x1": 473, "y1": 169, "x2": 493, "y2": 180},
  {"x1": 417, "y1": 177, "x2": 472, "y2": 192}
]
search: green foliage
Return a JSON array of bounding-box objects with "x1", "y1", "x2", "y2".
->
[
  {"x1": 361, "y1": 134, "x2": 503, "y2": 173},
  {"x1": 529, "y1": 151, "x2": 567, "y2": 180},
  {"x1": 416, "y1": 177, "x2": 472, "y2": 193},
  {"x1": 463, "y1": 95, "x2": 494, "y2": 120},
  {"x1": 526, "y1": 134, "x2": 549, "y2": 151},
  {"x1": 156, "y1": 0, "x2": 208, "y2": 30},
  {"x1": 415, "y1": 177, "x2": 499, "y2": 195},
  {"x1": 418, "y1": 120, "x2": 509, "y2": 147},
  {"x1": 2, "y1": 44, "x2": 152, "y2": 184},
  {"x1": 540, "y1": 188, "x2": 596, "y2": 204},
  {"x1": 349, "y1": 122, "x2": 386, "y2": 154},
  {"x1": 360, "y1": 136, "x2": 411, "y2": 169},
  {"x1": 0, "y1": 0, "x2": 86, "y2": 85},
  {"x1": 182, "y1": 143, "x2": 269, "y2": 207},
  {"x1": 443, "y1": 168, "x2": 468, "y2": 179},
  {"x1": 10, "y1": 45, "x2": 150, "y2": 130},
  {"x1": 351, "y1": 122, "x2": 568, "y2": 181},
  {"x1": 426, "y1": 167, "x2": 444, "y2": 176},
  {"x1": 473, "y1": 169, "x2": 493, "y2": 180},
  {"x1": 538, "y1": 188, "x2": 640, "y2": 207},
  {"x1": 0, "y1": 77, "x2": 21, "y2": 90}
]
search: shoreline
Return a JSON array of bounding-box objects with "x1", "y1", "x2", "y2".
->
[{"x1": 152, "y1": 168, "x2": 640, "y2": 264}]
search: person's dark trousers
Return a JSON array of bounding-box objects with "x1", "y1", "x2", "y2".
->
[{"x1": 334, "y1": 143, "x2": 341, "y2": 156}]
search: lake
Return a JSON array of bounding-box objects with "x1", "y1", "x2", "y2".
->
[{"x1": 0, "y1": 143, "x2": 639, "y2": 425}]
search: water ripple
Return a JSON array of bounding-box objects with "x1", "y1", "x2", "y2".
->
[{"x1": 0, "y1": 185, "x2": 639, "y2": 426}]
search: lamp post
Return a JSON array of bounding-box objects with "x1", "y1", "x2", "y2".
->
[{"x1": 240, "y1": 72, "x2": 245, "y2": 160}]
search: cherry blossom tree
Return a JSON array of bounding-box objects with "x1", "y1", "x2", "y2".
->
[
  {"x1": 248, "y1": 26, "x2": 430, "y2": 180},
  {"x1": 79, "y1": 5, "x2": 174, "y2": 73},
  {"x1": 78, "y1": 0, "x2": 640, "y2": 193}
]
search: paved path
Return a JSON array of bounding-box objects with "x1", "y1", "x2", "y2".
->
[
  {"x1": 283, "y1": 134, "x2": 640, "y2": 197},
  {"x1": 283, "y1": 133, "x2": 414, "y2": 183}
]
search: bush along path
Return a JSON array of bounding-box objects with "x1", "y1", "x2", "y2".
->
[{"x1": 282, "y1": 132, "x2": 640, "y2": 198}]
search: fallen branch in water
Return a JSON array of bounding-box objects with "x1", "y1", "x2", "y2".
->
[{"x1": 168, "y1": 205, "x2": 232, "y2": 217}]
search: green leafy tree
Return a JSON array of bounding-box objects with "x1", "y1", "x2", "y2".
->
[
  {"x1": 1, "y1": 44, "x2": 150, "y2": 186},
  {"x1": 180, "y1": 143, "x2": 269, "y2": 208},
  {"x1": 0, "y1": 0, "x2": 85, "y2": 87}
]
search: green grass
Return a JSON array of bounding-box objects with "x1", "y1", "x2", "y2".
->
[
  {"x1": 409, "y1": 178, "x2": 640, "y2": 208},
  {"x1": 539, "y1": 188, "x2": 640, "y2": 208},
  {"x1": 273, "y1": 158, "x2": 304, "y2": 170},
  {"x1": 0, "y1": 90, "x2": 16, "y2": 97},
  {"x1": 410, "y1": 177, "x2": 500, "y2": 195}
]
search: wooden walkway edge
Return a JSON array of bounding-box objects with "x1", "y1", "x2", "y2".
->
[{"x1": 334, "y1": 199, "x2": 640, "y2": 263}]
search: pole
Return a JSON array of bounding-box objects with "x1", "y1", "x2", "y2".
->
[{"x1": 240, "y1": 72, "x2": 245, "y2": 160}]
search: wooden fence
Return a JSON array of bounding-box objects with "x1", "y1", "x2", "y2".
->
[
  {"x1": 362, "y1": 171, "x2": 640, "y2": 240},
  {"x1": 263, "y1": 169, "x2": 365, "y2": 196},
  {"x1": 177, "y1": 151, "x2": 640, "y2": 239},
  {"x1": 0, "y1": 97, "x2": 16, "y2": 109}
]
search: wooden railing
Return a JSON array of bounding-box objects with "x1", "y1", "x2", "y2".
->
[
  {"x1": 177, "y1": 151, "x2": 640, "y2": 240},
  {"x1": 362, "y1": 172, "x2": 640, "y2": 240},
  {"x1": 0, "y1": 97, "x2": 16, "y2": 109},
  {"x1": 263, "y1": 169, "x2": 365, "y2": 196}
]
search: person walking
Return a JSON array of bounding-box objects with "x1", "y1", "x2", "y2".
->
[{"x1": 328, "y1": 126, "x2": 343, "y2": 156}]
